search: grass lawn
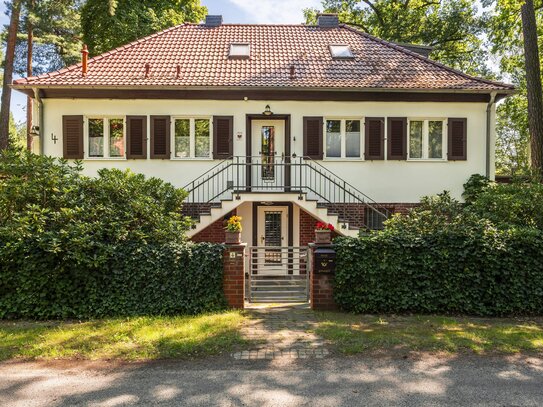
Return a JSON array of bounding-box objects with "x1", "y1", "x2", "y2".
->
[
  {"x1": 0, "y1": 311, "x2": 249, "y2": 361},
  {"x1": 315, "y1": 313, "x2": 543, "y2": 355}
]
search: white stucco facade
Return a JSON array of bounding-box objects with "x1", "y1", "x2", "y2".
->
[{"x1": 38, "y1": 97, "x2": 495, "y2": 203}]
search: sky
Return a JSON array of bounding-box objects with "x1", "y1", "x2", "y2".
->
[
  {"x1": 1, "y1": 0, "x2": 321, "y2": 124},
  {"x1": 2, "y1": 0, "x2": 492, "y2": 124}
]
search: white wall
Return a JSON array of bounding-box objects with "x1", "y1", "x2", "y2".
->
[{"x1": 40, "y1": 98, "x2": 491, "y2": 202}]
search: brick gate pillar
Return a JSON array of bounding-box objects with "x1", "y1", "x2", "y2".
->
[
  {"x1": 223, "y1": 243, "x2": 246, "y2": 309},
  {"x1": 309, "y1": 243, "x2": 338, "y2": 311}
]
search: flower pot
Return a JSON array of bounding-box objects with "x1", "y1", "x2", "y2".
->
[
  {"x1": 225, "y1": 231, "x2": 241, "y2": 244},
  {"x1": 315, "y1": 229, "x2": 332, "y2": 244}
]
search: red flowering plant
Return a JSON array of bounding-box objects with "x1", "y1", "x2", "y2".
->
[{"x1": 315, "y1": 222, "x2": 334, "y2": 231}]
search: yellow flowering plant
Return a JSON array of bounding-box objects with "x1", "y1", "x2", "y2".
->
[{"x1": 224, "y1": 215, "x2": 242, "y2": 232}]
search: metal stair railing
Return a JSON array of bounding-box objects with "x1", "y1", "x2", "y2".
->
[{"x1": 182, "y1": 155, "x2": 390, "y2": 230}]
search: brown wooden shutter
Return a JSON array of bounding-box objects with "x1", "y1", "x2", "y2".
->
[
  {"x1": 62, "y1": 115, "x2": 84, "y2": 159},
  {"x1": 365, "y1": 117, "x2": 384, "y2": 160},
  {"x1": 150, "y1": 116, "x2": 170, "y2": 159},
  {"x1": 448, "y1": 118, "x2": 467, "y2": 160},
  {"x1": 387, "y1": 117, "x2": 407, "y2": 160},
  {"x1": 303, "y1": 116, "x2": 323, "y2": 159},
  {"x1": 126, "y1": 116, "x2": 147, "y2": 159},
  {"x1": 213, "y1": 116, "x2": 233, "y2": 159}
]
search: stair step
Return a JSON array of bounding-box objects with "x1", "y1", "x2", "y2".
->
[
  {"x1": 251, "y1": 283, "x2": 306, "y2": 286},
  {"x1": 251, "y1": 299, "x2": 308, "y2": 302},
  {"x1": 251, "y1": 274, "x2": 307, "y2": 281},
  {"x1": 251, "y1": 297, "x2": 308, "y2": 302}
]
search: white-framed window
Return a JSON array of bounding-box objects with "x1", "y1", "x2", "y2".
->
[
  {"x1": 324, "y1": 118, "x2": 362, "y2": 159},
  {"x1": 329, "y1": 44, "x2": 354, "y2": 59},
  {"x1": 229, "y1": 43, "x2": 250, "y2": 58},
  {"x1": 408, "y1": 118, "x2": 446, "y2": 160},
  {"x1": 86, "y1": 117, "x2": 125, "y2": 159},
  {"x1": 172, "y1": 117, "x2": 212, "y2": 159}
]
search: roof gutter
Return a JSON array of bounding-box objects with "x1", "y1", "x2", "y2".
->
[
  {"x1": 486, "y1": 91, "x2": 498, "y2": 178},
  {"x1": 32, "y1": 87, "x2": 44, "y2": 156},
  {"x1": 11, "y1": 84, "x2": 516, "y2": 94}
]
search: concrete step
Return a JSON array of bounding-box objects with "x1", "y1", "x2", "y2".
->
[
  {"x1": 251, "y1": 282, "x2": 307, "y2": 287},
  {"x1": 251, "y1": 298, "x2": 308, "y2": 303},
  {"x1": 251, "y1": 289, "x2": 306, "y2": 295}
]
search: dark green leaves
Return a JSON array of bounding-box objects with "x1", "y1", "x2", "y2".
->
[
  {"x1": 333, "y1": 177, "x2": 543, "y2": 316},
  {"x1": 81, "y1": 0, "x2": 207, "y2": 56},
  {"x1": 0, "y1": 149, "x2": 225, "y2": 319}
]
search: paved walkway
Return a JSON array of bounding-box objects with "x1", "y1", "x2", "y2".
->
[{"x1": 232, "y1": 303, "x2": 330, "y2": 360}]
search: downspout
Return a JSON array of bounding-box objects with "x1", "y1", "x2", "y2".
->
[
  {"x1": 486, "y1": 91, "x2": 497, "y2": 178},
  {"x1": 32, "y1": 87, "x2": 44, "y2": 155}
]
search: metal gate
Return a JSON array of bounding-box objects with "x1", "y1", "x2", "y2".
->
[{"x1": 247, "y1": 247, "x2": 309, "y2": 303}]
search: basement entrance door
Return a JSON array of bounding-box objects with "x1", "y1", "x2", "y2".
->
[
  {"x1": 255, "y1": 206, "x2": 288, "y2": 275},
  {"x1": 251, "y1": 120, "x2": 285, "y2": 191},
  {"x1": 249, "y1": 207, "x2": 308, "y2": 302}
]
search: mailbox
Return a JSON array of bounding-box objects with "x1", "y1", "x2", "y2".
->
[{"x1": 314, "y1": 247, "x2": 336, "y2": 274}]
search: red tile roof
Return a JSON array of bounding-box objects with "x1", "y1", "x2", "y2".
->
[{"x1": 13, "y1": 23, "x2": 513, "y2": 92}]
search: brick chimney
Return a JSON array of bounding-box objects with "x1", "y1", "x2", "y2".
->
[
  {"x1": 81, "y1": 44, "x2": 89, "y2": 77},
  {"x1": 317, "y1": 13, "x2": 339, "y2": 28},
  {"x1": 205, "y1": 15, "x2": 223, "y2": 27}
]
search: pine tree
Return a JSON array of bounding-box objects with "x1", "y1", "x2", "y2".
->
[
  {"x1": 521, "y1": 0, "x2": 543, "y2": 178},
  {"x1": 0, "y1": 0, "x2": 22, "y2": 150}
]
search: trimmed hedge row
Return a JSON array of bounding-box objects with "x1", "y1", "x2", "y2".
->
[
  {"x1": 334, "y1": 228, "x2": 543, "y2": 316},
  {"x1": 0, "y1": 241, "x2": 226, "y2": 319},
  {"x1": 0, "y1": 150, "x2": 227, "y2": 319}
]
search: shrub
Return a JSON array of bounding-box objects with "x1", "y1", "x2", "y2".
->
[
  {"x1": 334, "y1": 176, "x2": 543, "y2": 316},
  {"x1": 0, "y1": 150, "x2": 226, "y2": 319},
  {"x1": 466, "y1": 177, "x2": 543, "y2": 229},
  {"x1": 334, "y1": 227, "x2": 543, "y2": 316}
]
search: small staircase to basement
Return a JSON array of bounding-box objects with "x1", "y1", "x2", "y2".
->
[
  {"x1": 181, "y1": 156, "x2": 390, "y2": 237},
  {"x1": 249, "y1": 275, "x2": 308, "y2": 303}
]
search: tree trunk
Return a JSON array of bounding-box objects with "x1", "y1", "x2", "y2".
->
[
  {"x1": 26, "y1": 0, "x2": 34, "y2": 151},
  {"x1": 0, "y1": 0, "x2": 22, "y2": 150},
  {"x1": 521, "y1": 0, "x2": 543, "y2": 178}
]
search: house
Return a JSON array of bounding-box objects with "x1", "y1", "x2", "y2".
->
[{"x1": 12, "y1": 14, "x2": 513, "y2": 298}]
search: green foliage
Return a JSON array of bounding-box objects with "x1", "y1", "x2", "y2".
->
[
  {"x1": 467, "y1": 179, "x2": 543, "y2": 230},
  {"x1": 462, "y1": 174, "x2": 492, "y2": 204},
  {"x1": 334, "y1": 227, "x2": 543, "y2": 316},
  {"x1": 0, "y1": 149, "x2": 226, "y2": 319},
  {"x1": 9, "y1": 0, "x2": 83, "y2": 76},
  {"x1": 483, "y1": 0, "x2": 543, "y2": 176},
  {"x1": 81, "y1": 0, "x2": 207, "y2": 56},
  {"x1": 334, "y1": 176, "x2": 543, "y2": 316},
  {"x1": 305, "y1": 0, "x2": 491, "y2": 76}
]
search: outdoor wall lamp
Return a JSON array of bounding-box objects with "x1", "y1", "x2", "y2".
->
[{"x1": 263, "y1": 104, "x2": 273, "y2": 116}]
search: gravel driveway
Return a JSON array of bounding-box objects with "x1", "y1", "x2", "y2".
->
[{"x1": 1, "y1": 354, "x2": 542, "y2": 406}]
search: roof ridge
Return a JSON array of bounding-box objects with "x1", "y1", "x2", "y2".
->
[
  {"x1": 14, "y1": 24, "x2": 186, "y2": 85},
  {"x1": 339, "y1": 24, "x2": 514, "y2": 90}
]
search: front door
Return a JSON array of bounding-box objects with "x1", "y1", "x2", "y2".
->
[
  {"x1": 251, "y1": 120, "x2": 285, "y2": 191},
  {"x1": 255, "y1": 206, "x2": 288, "y2": 275}
]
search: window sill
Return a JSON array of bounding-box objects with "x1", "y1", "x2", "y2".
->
[
  {"x1": 170, "y1": 157, "x2": 215, "y2": 161},
  {"x1": 406, "y1": 159, "x2": 447, "y2": 162},
  {"x1": 84, "y1": 157, "x2": 127, "y2": 161},
  {"x1": 323, "y1": 158, "x2": 364, "y2": 162}
]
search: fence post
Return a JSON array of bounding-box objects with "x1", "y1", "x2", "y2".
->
[
  {"x1": 308, "y1": 243, "x2": 338, "y2": 311},
  {"x1": 223, "y1": 243, "x2": 246, "y2": 309}
]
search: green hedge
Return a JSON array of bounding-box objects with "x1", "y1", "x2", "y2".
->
[
  {"x1": 0, "y1": 241, "x2": 226, "y2": 319},
  {"x1": 0, "y1": 150, "x2": 226, "y2": 319},
  {"x1": 334, "y1": 228, "x2": 543, "y2": 316}
]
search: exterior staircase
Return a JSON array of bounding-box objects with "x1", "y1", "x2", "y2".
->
[
  {"x1": 181, "y1": 156, "x2": 390, "y2": 237},
  {"x1": 249, "y1": 275, "x2": 308, "y2": 303}
]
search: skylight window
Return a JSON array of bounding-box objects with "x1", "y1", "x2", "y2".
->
[
  {"x1": 330, "y1": 45, "x2": 354, "y2": 59},
  {"x1": 230, "y1": 43, "x2": 250, "y2": 58}
]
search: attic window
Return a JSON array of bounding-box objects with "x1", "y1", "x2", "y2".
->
[
  {"x1": 330, "y1": 45, "x2": 354, "y2": 59},
  {"x1": 230, "y1": 43, "x2": 250, "y2": 59}
]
